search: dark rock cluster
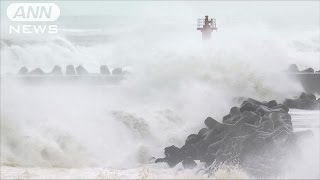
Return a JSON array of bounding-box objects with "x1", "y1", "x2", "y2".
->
[
  {"x1": 66, "y1": 65, "x2": 76, "y2": 75},
  {"x1": 156, "y1": 98, "x2": 313, "y2": 177},
  {"x1": 17, "y1": 66, "x2": 28, "y2": 75},
  {"x1": 51, "y1": 65, "x2": 63, "y2": 75},
  {"x1": 17, "y1": 65, "x2": 124, "y2": 75},
  {"x1": 284, "y1": 92, "x2": 320, "y2": 110},
  {"x1": 288, "y1": 64, "x2": 320, "y2": 94},
  {"x1": 288, "y1": 64, "x2": 320, "y2": 73},
  {"x1": 28, "y1": 67, "x2": 45, "y2": 75},
  {"x1": 112, "y1": 67, "x2": 123, "y2": 75},
  {"x1": 100, "y1": 65, "x2": 111, "y2": 75}
]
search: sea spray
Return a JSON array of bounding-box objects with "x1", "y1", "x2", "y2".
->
[{"x1": 1, "y1": 2, "x2": 319, "y2": 176}]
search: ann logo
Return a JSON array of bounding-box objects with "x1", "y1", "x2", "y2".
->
[
  {"x1": 6, "y1": 3, "x2": 60, "y2": 34},
  {"x1": 13, "y1": 6, "x2": 52, "y2": 19},
  {"x1": 7, "y1": 3, "x2": 60, "y2": 22}
]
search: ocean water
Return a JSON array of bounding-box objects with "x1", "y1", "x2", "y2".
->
[
  {"x1": 1, "y1": 110, "x2": 319, "y2": 179},
  {"x1": 1, "y1": 1, "x2": 319, "y2": 179}
]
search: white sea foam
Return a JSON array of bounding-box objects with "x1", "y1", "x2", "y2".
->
[{"x1": 1, "y1": 2, "x2": 319, "y2": 178}]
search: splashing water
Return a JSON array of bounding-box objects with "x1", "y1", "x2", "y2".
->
[{"x1": 1, "y1": 1, "x2": 319, "y2": 179}]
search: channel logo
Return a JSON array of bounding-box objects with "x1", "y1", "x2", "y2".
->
[{"x1": 6, "y1": 3, "x2": 60, "y2": 34}]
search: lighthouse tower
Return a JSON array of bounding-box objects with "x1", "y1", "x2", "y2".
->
[{"x1": 197, "y1": 15, "x2": 217, "y2": 40}]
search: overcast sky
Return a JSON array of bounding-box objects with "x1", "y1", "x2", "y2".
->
[
  {"x1": 1, "y1": 1, "x2": 319, "y2": 22},
  {"x1": 1, "y1": 1, "x2": 319, "y2": 37}
]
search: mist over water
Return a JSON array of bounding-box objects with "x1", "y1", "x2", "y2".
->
[{"x1": 1, "y1": 1, "x2": 320, "y2": 178}]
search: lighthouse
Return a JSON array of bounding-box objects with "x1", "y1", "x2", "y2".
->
[{"x1": 197, "y1": 15, "x2": 217, "y2": 40}]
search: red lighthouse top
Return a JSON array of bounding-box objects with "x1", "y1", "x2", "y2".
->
[{"x1": 197, "y1": 15, "x2": 217, "y2": 40}]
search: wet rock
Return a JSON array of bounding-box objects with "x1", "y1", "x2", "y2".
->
[
  {"x1": 76, "y1": 65, "x2": 89, "y2": 75},
  {"x1": 288, "y1": 64, "x2": 299, "y2": 72},
  {"x1": 267, "y1": 100, "x2": 278, "y2": 108},
  {"x1": 29, "y1": 68, "x2": 45, "y2": 75},
  {"x1": 200, "y1": 153, "x2": 215, "y2": 165},
  {"x1": 207, "y1": 141, "x2": 223, "y2": 155},
  {"x1": 112, "y1": 67, "x2": 122, "y2": 75},
  {"x1": 283, "y1": 99, "x2": 295, "y2": 108},
  {"x1": 269, "y1": 112, "x2": 282, "y2": 128},
  {"x1": 246, "y1": 98, "x2": 267, "y2": 106},
  {"x1": 185, "y1": 134, "x2": 200, "y2": 145},
  {"x1": 66, "y1": 65, "x2": 76, "y2": 75},
  {"x1": 284, "y1": 92, "x2": 319, "y2": 110},
  {"x1": 181, "y1": 144, "x2": 197, "y2": 159},
  {"x1": 100, "y1": 65, "x2": 110, "y2": 75},
  {"x1": 163, "y1": 145, "x2": 183, "y2": 167},
  {"x1": 222, "y1": 114, "x2": 231, "y2": 122},
  {"x1": 242, "y1": 112, "x2": 261, "y2": 125},
  {"x1": 274, "y1": 104, "x2": 289, "y2": 113},
  {"x1": 282, "y1": 113, "x2": 293, "y2": 131},
  {"x1": 156, "y1": 95, "x2": 310, "y2": 175},
  {"x1": 195, "y1": 140, "x2": 209, "y2": 159},
  {"x1": 51, "y1": 65, "x2": 62, "y2": 75},
  {"x1": 255, "y1": 107, "x2": 265, "y2": 117},
  {"x1": 240, "y1": 101, "x2": 256, "y2": 113},
  {"x1": 301, "y1": 68, "x2": 314, "y2": 73},
  {"x1": 204, "y1": 117, "x2": 218, "y2": 129},
  {"x1": 18, "y1": 66, "x2": 28, "y2": 75},
  {"x1": 306, "y1": 93, "x2": 316, "y2": 101},
  {"x1": 198, "y1": 128, "x2": 208, "y2": 139},
  {"x1": 182, "y1": 156, "x2": 197, "y2": 169},
  {"x1": 261, "y1": 119, "x2": 274, "y2": 132},
  {"x1": 223, "y1": 107, "x2": 241, "y2": 124},
  {"x1": 230, "y1": 106, "x2": 241, "y2": 117},
  {"x1": 155, "y1": 158, "x2": 166, "y2": 163},
  {"x1": 224, "y1": 114, "x2": 242, "y2": 125},
  {"x1": 300, "y1": 92, "x2": 307, "y2": 100}
]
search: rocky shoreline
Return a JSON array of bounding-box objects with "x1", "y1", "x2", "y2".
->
[
  {"x1": 17, "y1": 65, "x2": 124, "y2": 75},
  {"x1": 288, "y1": 64, "x2": 320, "y2": 94},
  {"x1": 156, "y1": 93, "x2": 318, "y2": 178}
]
